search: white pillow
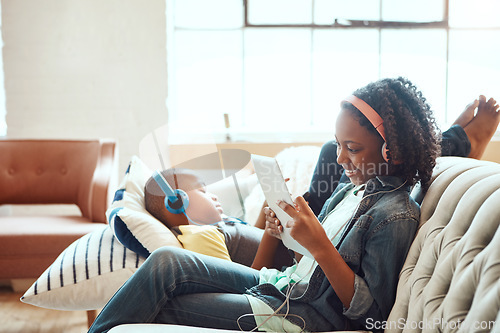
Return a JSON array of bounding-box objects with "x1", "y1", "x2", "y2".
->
[
  {"x1": 21, "y1": 225, "x2": 146, "y2": 310},
  {"x1": 107, "y1": 156, "x2": 182, "y2": 258}
]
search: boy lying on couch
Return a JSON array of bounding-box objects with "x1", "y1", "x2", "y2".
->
[{"x1": 144, "y1": 168, "x2": 293, "y2": 269}]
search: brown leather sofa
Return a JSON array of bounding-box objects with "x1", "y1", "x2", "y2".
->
[{"x1": 0, "y1": 139, "x2": 118, "y2": 281}]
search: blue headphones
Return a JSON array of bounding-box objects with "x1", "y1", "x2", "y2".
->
[
  {"x1": 152, "y1": 171, "x2": 190, "y2": 214},
  {"x1": 152, "y1": 170, "x2": 247, "y2": 226}
]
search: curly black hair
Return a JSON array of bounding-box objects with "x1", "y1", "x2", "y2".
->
[{"x1": 341, "y1": 77, "x2": 441, "y2": 191}]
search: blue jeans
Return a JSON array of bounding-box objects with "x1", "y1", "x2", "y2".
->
[{"x1": 88, "y1": 247, "x2": 260, "y2": 333}]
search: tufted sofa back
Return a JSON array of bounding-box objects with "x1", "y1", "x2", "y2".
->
[
  {"x1": 0, "y1": 139, "x2": 117, "y2": 222},
  {"x1": 386, "y1": 157, "x2": 500, "y2": 332}
]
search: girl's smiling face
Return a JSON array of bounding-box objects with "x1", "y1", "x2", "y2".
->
[{"x1": 335, "y1": 107, "x2": 388, "y2": 185}]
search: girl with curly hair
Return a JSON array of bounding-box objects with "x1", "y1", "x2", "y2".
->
[
  {"x1": 339, "y1": 77, "x2": 441, "y2": 190},
  {"x1": 89, "y1": 78, "x2": 442, "y2": 333},
  {"x1": 306, "y1": 91, "x2": 499, "y2": 216}
]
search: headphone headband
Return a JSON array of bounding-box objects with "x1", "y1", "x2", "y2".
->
[
  {"x1": 342, "y1": 95, "x2": 386, "y2": 141},
  {"x1": 152, "y1": 171, "x2": 177, "y2": 201}
]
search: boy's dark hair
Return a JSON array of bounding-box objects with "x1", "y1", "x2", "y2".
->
[{"x1": 342, "y1": 77, "x2": 441, "y2": 191}]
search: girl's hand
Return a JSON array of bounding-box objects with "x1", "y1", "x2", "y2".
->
[
  {"x1": 277, "y1": 196, "x2": 330, "y2": 258},
  {"x1": 263, "y1": 206, "x2": 283, "y2": 240},
  {"x1": 254, "y1": 178, "x2": 291, "y2": 230}
]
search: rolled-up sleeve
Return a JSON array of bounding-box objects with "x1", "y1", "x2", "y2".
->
[
  {"x1": 343, "y1": 274, "x2": 374, "y2": 319},
  {"x1": 343, "y1": 215, "x2": 418, "y2": 324}
]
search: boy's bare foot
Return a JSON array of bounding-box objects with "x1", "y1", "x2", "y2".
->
[
  {"x1": 463, "y1": 95, "x2": 500, "y2": 159},
  {"x1": 452, "y1": 99, "x2": 478, "y2": 128}
]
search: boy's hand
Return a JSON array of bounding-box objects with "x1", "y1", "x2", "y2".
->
[{"x1": 263, "y1": 206, "x2": 283, "y2": 240}]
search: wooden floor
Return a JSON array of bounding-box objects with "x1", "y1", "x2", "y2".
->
[{"x1": 0, "y1": 287, "x2": 88, "y2": 333}]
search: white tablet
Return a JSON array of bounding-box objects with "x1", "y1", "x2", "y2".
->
[{"x1": 251, "y1": 154, "x2": 312, "y2": 258}]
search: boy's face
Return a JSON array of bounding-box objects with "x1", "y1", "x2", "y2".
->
[
  {"x1": 335, "y1": 108, "x2": 387, "y2": 185},
  {"x1": 174, "y1": 173, "x2": 224, "y2": 224},
  {"x1": 184, "y1": 184, "x2": 224, "y2": 224}
]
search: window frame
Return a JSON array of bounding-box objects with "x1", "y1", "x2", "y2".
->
[
  {"x1": 243, "y1": 0, "x2": 449, "y2": 29},
  {"x1": 166, "y1": 0, "x2": 500, "y2": 144}
]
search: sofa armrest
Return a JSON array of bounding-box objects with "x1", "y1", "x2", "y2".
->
[{"x1": 89, "y1": 139, "x2": 118, "y2": 222}]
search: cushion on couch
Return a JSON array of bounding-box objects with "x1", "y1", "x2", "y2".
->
[
  {"x1": 0, "y1": 216, "x2": 104, "y2": 279},
  {"x1": 107, "y1": 156, "x2": 183, "y2": 258},
  {"x1": 21, "y1": 224, "x2": 146, "y2": 310}
]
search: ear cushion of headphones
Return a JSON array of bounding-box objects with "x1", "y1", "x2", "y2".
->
[
  {"x1": 381, "y1": 142, "x2": 389, "y2": 163},
  {"x1": 382, "y1": 142, "x2": 404, "y2": 165},
  {"x1": 164, "y1": 189, "x2": 189, "y2": 214}
]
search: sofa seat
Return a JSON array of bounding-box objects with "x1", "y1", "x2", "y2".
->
[
  {"x1": 0, "y1": 216, "x2": 106, "y2": 279},
  {"x1": 107, "y1": 324, "x2": 358, "y2": 333}
]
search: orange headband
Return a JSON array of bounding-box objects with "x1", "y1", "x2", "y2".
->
[{"x1": 342, "y1": 95, "x2": 386, "y2": 141}]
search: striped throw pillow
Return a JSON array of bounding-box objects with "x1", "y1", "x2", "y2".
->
[{"x1": 21, "y1": 225, "x2": 146, "y2": 311}]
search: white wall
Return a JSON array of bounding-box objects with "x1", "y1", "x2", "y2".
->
[{"x1": 1, "y1": 0, "x2": 168, "y2": 176}]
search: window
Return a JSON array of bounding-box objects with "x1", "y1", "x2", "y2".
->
[{"x1": 166, "y1": 0, "x2": 500, "y2": 143}]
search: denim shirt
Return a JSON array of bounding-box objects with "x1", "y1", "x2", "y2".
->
[{"x1": 246, "y1": 176, "x2": 419, "y2": 332}]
